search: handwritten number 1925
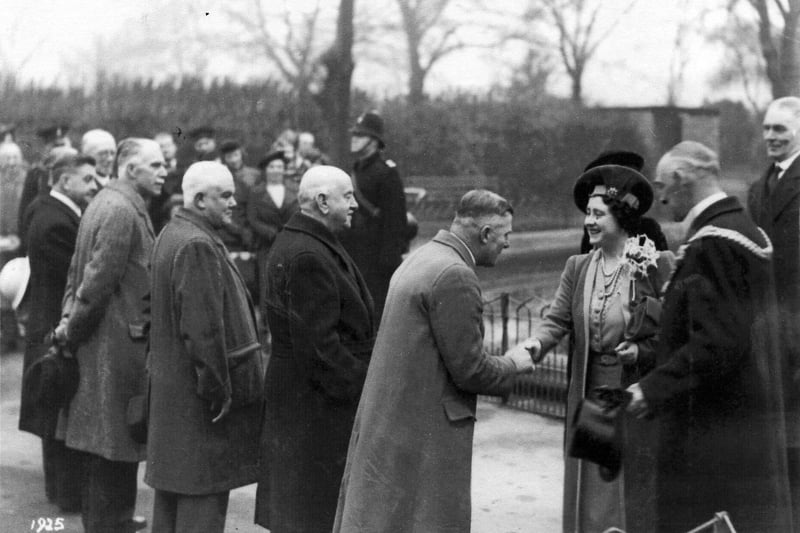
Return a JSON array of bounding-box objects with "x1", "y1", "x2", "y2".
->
[{"x1": 30, "y1": 517, "x2": 64, "y2": 532}]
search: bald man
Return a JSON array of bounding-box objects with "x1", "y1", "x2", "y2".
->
[
  {"x1": 81, "y1": 129, "x2": 116, "y2": 187},
  {"x1": 146, "y1": 162, "x2": 263, "y2": 533},
  {"x1": 58, "y1": 138, "x2": 164, "y2": 532},
  {"x1": 749, "y1": 97, "x2": 800, "y2": 514},
  {"x1": 628, "y1": 141, "x2": 792, "y2": 531},
  {"x1": 255, "y1": 166, "x2": 376, "y2": 533}
]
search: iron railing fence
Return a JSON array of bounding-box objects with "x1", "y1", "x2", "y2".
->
[{"x1": 481, "y1": 292, "x2": 569, "y2": 419}]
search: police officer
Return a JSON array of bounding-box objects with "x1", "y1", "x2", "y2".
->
[{"x1": 340, "y1": 111, "x2": 407, "y2": 320}]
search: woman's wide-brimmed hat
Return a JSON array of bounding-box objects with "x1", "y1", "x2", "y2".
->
[
  {"x1": 584, "y1": 150, "x2": 644, "y2": 172},
  {"x1": 573, "y1": 164, "x2": 654, "y2": 216}
]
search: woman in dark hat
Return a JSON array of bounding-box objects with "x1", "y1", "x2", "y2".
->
[
  {"x1": 525, "y1": 165, "x2": 675, "y2": 532},
  {"x1": 247, "y1": 151, "x2": 298, "y2": 327},
  {"x1": 579, "y1": 150, "x2": 669, "y2": 253}
]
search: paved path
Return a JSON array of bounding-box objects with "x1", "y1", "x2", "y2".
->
[{"x1": 0, "y1": 349, "x2": 564, "y2": 532}]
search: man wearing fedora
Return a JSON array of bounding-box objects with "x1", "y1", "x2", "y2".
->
[
  {"x1": 628, "y1": 141, "x2": 793, "y2": 531},
  {"x1": 339, "y1": 110, "x2": 407, "y2": 320}
]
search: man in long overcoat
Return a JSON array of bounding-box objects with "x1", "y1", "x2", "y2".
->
[
  {"x1": 19, "y1": 153, "x2": 97, "y2": 511},
  {"x1": 629, "y1": 141, "x2": 793, "y2": 532},
  {"x1": 255, "y1": 166, "x2": 376, "y2": 533},
  {"x1": 146, "y1": 162, "x2": 263, "y2": 532},
  {"x1": 333, "y1": 190, "x2": 534, "y2": 532},
  {"x1": 748, "y1": 96, "x2": 800, "y2": 511},
  {"x1": 339, "y1": 111, "x2": 407, "y2": 320},
  {"x1": 58, "y1": 138, "x2": 165, "y2": 532}
]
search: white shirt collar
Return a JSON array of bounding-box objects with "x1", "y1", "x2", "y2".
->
[
  {"x1": 50, "y1": 189, "x2": 82, "y2": 218},
  {"x1": 682, "y1": 191, "x2": 727, "y2": 231},
  {"x1": 95, "y1": 174, "x2": 110, "y2": 188},
  {"x1": 776, "y1": 149, "x2": 800, "y2": 178},
  {"x1": 450, "y1": 231, "x2": 476, "y2": 265}
]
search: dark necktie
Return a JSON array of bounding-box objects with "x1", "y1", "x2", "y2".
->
[{"x1": 766, "y1": 164, "x2": 780, "y2": 197}]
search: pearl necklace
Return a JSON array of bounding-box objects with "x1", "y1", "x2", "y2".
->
[{"x1": 599, "y1": 254, "x2": 624, "y2": 298}]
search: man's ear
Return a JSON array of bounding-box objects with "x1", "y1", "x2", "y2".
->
[
  {"x1": 193, "y1": 192, "x2": 205, "y2": 209},
  {"x1": 479, "y1": 224, "x2": 492, "y2": 244},
  {"x1": 315, "y1": 192, "x2": 328, "y2": 213}
]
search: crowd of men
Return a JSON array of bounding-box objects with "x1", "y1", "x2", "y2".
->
[{"x1": 0, "y1": 93, "x2": 798, "y2": 532}]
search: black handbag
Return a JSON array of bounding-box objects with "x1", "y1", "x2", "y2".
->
[
  {"x1": 23, "y1": 343, "x2": 80, "y2": 410},
  {"x1": 568, "y1": 386, "x2": 631, "y2": 481}
]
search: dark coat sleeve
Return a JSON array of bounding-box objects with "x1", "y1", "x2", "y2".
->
[
  {"x1": 429, "y1": 264, "x2": 517, "y2": 395},
  {"x1": 377, "y1": 166, "x2": 407, "y2": 264},
  {"x1": 288, "y1": 251, "x2": 368, "y2": 402},
  {"x1": 639, "y1": 240, "x2": 752, "y2": 410},
  {"x1": 174, "y1": 239, "x2": 232, "y2": 404}
]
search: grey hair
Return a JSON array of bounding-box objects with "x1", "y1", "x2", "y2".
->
[
  {"x1": 769, "y1": 96, "x2": 800, "y2": 118},
  {"x1": 659, "y1": 141, "x2": 720, "y2": 177},
  {"x1": 81, "y1": 129, "x2": 115, "y2": 152},
  {"x1": 455, "y1": 189, "x2": 514, "y2": 220},
  {"x1": 182, "y1": 161, "x2": 233, "y2": 207},
  {"x1": 114, "y1": 137, "x2": 149, "y2": 178}
]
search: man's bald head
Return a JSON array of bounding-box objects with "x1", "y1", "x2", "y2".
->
[
  {"x1": 298, "y1": 165, "x2": 357, "y2": 232},
  {"x1": 182, "y1": 161, "x2": 237, "y2": 228},
  {"x1": 655, "y1": 141, "x2": 723, "y2": 222}
]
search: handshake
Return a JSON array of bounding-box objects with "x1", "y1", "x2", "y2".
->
[{"x1": 504, "y1": 338, "x2": 543, "y2": 374}]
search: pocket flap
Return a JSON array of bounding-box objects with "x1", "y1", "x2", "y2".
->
[{"x1": 442, "y1": 397, "x2": 476, "y2": 422}]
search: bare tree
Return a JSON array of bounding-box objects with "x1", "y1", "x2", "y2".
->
[
  {"x1": 395, "y1": 0, "x2": 465, "y2": 104},
  {"x1": 223, "y1": 0, "x2": 334, "y2": 120},
  {"x1": 707, "y1": 7, "x2": 769, "y2": 112},
  {"x1": 538, "y1": 0, "x2": 637, "y2": 104},
  {"x1": 744, "y1": 0, "x2": 800, "y2": 98}
]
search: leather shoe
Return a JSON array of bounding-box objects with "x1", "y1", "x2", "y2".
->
[{"x1": 130, "y1": 516, "x2": 147, "y2": 531}]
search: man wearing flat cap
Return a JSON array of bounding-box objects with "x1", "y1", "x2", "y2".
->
[
  {"x1": 339, "y1": 110, "x2": 407, "y2": 321},
  {"x1": 628, "y1": 141, "x2": 792, "y2": 531}
]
